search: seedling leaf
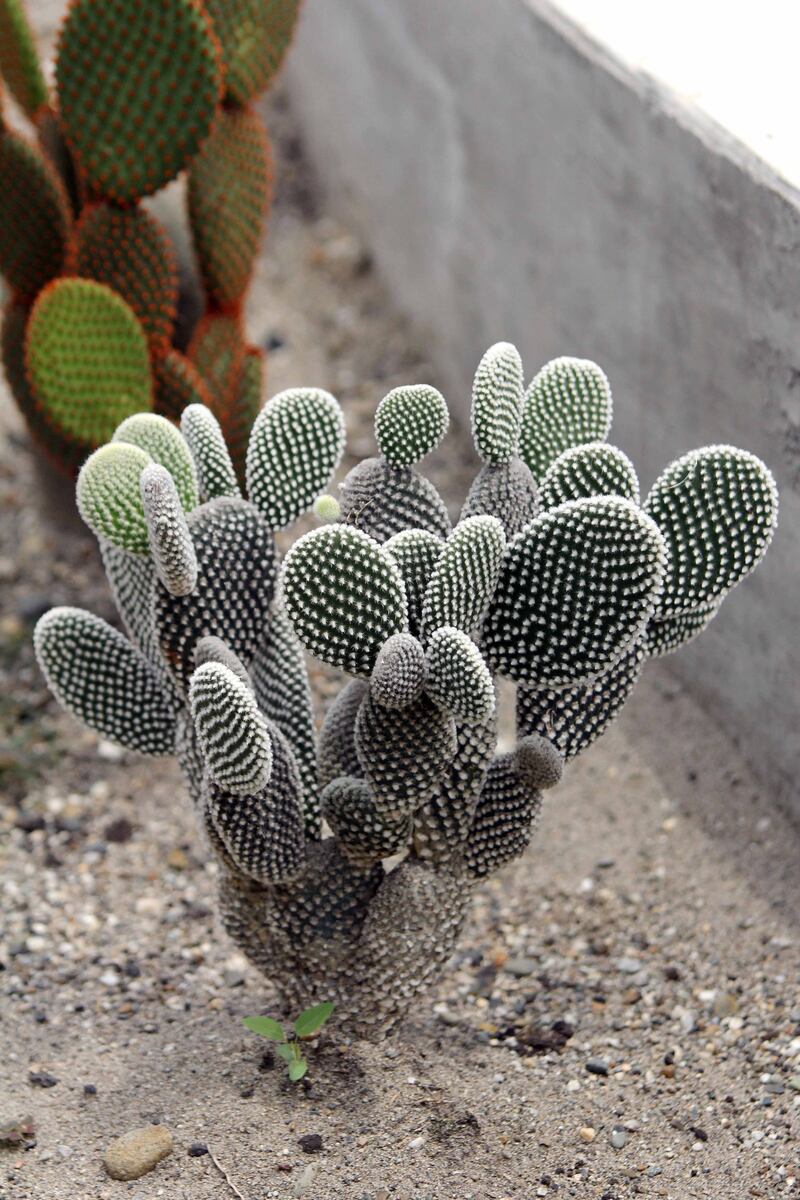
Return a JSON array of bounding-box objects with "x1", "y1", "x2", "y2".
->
[
  {"x1": 276, "y1": 1043, "x2": 295, "y2": 1063},
  {"x1": 288, "y1": 1059, "x2": 308, "y2": 1081},
  {"x1": 294, "y1": 1001, "x2": 334, "y2": 1039},
  {"x1": 243, "y1": 1015, "x2": 285, "y2": 1041}
]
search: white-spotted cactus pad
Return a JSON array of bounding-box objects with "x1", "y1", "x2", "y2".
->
[
  {"x1": 520, "y1": 356, "x2": 613, "y2": 482},
  {"x1": 540, "y1": 442, "x2": 639, "y2": 509},
  {"x1": 140, "y1": 464, "x2": 198, "y2": 596},
  {"x1": 77, "y1": 442, "x2": 152, "y2": 554},
  {"x1": 180, "y1": 403, "x2": 241, "y2": 502},
  {"x1": 425, "y1": 625, "x2": 495, "y2": 723},
  {"x1": 484, "y1": 497, "x2": 666, "y2": 687},
  {"x1": 471, "y1": 341, "x2": 523, "y2": 465},
  {"x1": 114, "y1": 412, "x2": 198, "y2": 512},
  {"x1": 420, "y1": 515, "x2": 506, "y2": 638},
  {"x1": 644, "y1": 603, "x2": 719, "y2": 659},
  {"x1": 246, "y1": 387, "x2": 345, "y2": 529},
  {"x1": 374, "y1": 384, "x2": 449, "y2": 467},
  {"x1": 384, "y1": 528, "x2": 444, "y2": 637},
  {"x1": 370, "y1": 632, "x2": 428, "y2": 709},
  {"x1": 190, "y1": 661, "x2": 272, "y2": 795}
]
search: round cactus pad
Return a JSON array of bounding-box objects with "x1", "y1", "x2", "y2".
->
[
  {"x1": 26, "y1": 279, "x2": 152, "y2": 446},
  {"x1": 204, "y1": 0, "x2": 302, "y2": 103},
  {"x1": 56, "y1": 0, "x2": 222, "y2": 201}
]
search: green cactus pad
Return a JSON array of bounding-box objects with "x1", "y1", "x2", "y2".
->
[
  {"x1": 460, "y1": 458, "x2": 539, "y2": 539},
  {"x1": 190, "y1": 660, "x2": 272, "y2": 794},
  {"x1": 188, "y1": 104, "x2": 272, "y2": 308},
  {"x1": 140, "y1": 463, "x2": 199, "y2": 596},
  {"x1": 56, "y1": 0, "x2": 222, "y2": 202},
  {"x1": 75, "y1": 203, "x2": 177, "y2": 353},
  {"x1": 321, "y1": 776, "x2": 410, "y2": 869},
  {"x1": 282, "y1": 525, "x2": 407, "y2": 676},
  {"x1": 0, "y1": 129, "x2": 71, "y2": 298},
  {"x1": 420, "y1": 515, "x2": 506, "y2": 638},
  {"x1": 384, "y1": 528, "x2": 444, "y2": 638},
  {"x1": 36, "y1": 106, "x2": 82, "y2": 217},
  {"x1": 370, "y1": 632, "x2": 427, "y2": 710},
  {"x1": 374, "y1": 385, "x2": 449, "y2": 467},
  {"x1": 34, "y1": 606, "x2": 176, "y2": 755},
  {"x1": 520, "y1": 356, "x2": 613, "y2": 482},
  {"x1": 471, "y1": 341, "x2": 523, "y2": 465},
  {"x1": 153, "y1": 349, "x2": 213, "y2": 424},
  {"x1": 644, "y1": 445, "x2": 778, "y2": 617},
  {"x1": 465, "y1": 754, "x2": 541, "y2": 879},
  {"x1": 246, "y1": 386, "x2": 345, "y2": 530},
  {"x1": 355, "y1": 690, "x2": 457, "y2": 814},
  {"x1": 26, "y1": 279, "x2": 152, "y2": 447},
  {"x1": 113, "y1": 412, "x2": 198, "y2": 512},
  {"x1": 317, "y1": 678, "x2": 368, "y2": 791},
  {"x1": 0, "y1": 0, "x2": 48, "y2": 117},
  {"x1": 484, "y1": 497, "x2": 665, "y2": 687},
  {"x1": 339, "y1": 457, "x2": 452, "y2": 544},
  {"x1": 425, "y1": 625, "x2": 495, "y2": 724},
  {"x1": 540, "y1": 442, "x2": 639, "y2": 509},
  {"x1": 203, "y1": 0, "x2": 301, "y2": 103},
  {"x1": 77, "y1": 442, "x2": 152, "y2": 554},
  {"x1": 180, "y1": 403, "x2": 241, "y2": 502},
  {"x1": 644, "y1": 603, "x2": 718, "y2": 659},
  {"x1": 516, "y1": 640, "x2": 646, "y2": 761},
  {"x1": 187, "y1": 310, "x2": 246, "y2": 416}
]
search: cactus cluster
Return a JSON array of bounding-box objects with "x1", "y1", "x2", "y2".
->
[
  {"x1": 0, "y1": 0, "x2": 301, "y2": 475},
  {"x1": 34, "y1": 344, "x2": 778, "y2": 1037}
]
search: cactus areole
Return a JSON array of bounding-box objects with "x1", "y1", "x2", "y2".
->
[{"x1": 34, "y1": 348, "x2": 778, "y2": 1038}]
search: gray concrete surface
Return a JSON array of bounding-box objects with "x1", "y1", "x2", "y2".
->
[{"x1": 287, "y1": 0, "x2": 800, "y2": 815}]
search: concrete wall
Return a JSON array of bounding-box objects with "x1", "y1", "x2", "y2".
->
[{"x1": 287, "y1": 0, "x2": 800, "y2": 814}]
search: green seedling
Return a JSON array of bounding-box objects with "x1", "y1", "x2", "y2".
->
[{"x1": 243, "y1": 1002, "x2": 335, "y2": 1082}]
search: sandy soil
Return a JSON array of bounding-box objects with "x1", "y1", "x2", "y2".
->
[{"x1": 1, "y1": 17, "x2": 799, "y2": 1200}]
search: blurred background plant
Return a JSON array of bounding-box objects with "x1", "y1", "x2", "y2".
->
[{"x1": 0, "y1": 0, "x2": 301, "y2": 480}]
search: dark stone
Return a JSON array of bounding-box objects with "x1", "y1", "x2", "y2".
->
[
  {"x1": 123, "y1": 960, "x2": 141, "y2": 978},
  {"x1": 258, "y1": 1049, "x2": 276, "y2": 1072},
  {"x1": 14, "y1": 811, "x2": 46, "y2": 833},
  {"x1": 298, "y1": 1133, "x2": 323, "y2": 1154},
  {"x1": 240, "y1": 1085, "x2": 255, "y2": 1099},
  {"x1": 33, "y1": 1011, "x2": 47, "y2": 1024},
  {"x1": 663, "y1": 964, "x2": 681, "y2": 981},
  {"x1": 28, "y1": 1072, "x2": 58, "y2": 1088},
  {"x1": 104, "y1": 817, "x2": 134, "y2": 844},
  {"x1": 585, "y1": 1058, "x2": 609, "y2": 1076},
  {"x1": 83, "y1": 1084, "x2": 97, "y2": 1096},
  {"x1": 188, "y1": 1142, "x2": 208, "y2": 1157},
  {"x1": 690, "y1": 1126, "x2": 709, "y2": 1142},
  {"x1": 265, "y1": 332, "x2": 285, "y2": 352}
]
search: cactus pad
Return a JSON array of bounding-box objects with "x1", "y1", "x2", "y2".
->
[
  {"x1": 141, "y1": 463, "x2": 199, "y2": 596},
  {"x1": 339, "y1": 457, "x2": 452, "y2": 543},
  {"x1": 153, "y1": 350, "x2": 213, "y2": 424},
  {"x1": 0, "y1": 0, "x2": 48, "y2": 117},
  {"x1": 203, "y1": 0, "x2": 301, "y2": 103},
  {"x1": 56, "y1": 0, "x2": 222, "y2": 202},
  {"x1": 420, "y1": 515, "x2": 506, "y2": 638},
  {"x1": 0, "y1": 130, "x2": 71, "y2": 298},
  {"x1": 644, "y1": 603, "x2": 718, "y2": 659},
  {"x1": 322, "y1": 776, "x2": 411, "y2": 869},
  {"x1": 355, "y1": 691, "x2": 457, "y2": 813},
  {"x1": 471, "y1": 341, "x2": 523, "y2": 464},
  {"x1": 384, "y1": 528, "x2": 444, "y2": 638},
  {"x1": 374, "y1": 384, "x2": 449, "y2": 467},
  {"x1": 282, "y1": 525, "x2": 406, "y2": 676},
  {"x1": 644, "y1": 445, "x2": 778, "y2": 617},
  {"x1": 77, "y1": 442, "x2": 152, "y2": 554},
  {"x1": 370, "y1": 632, "x2": 428, "y2": 710},
  {"x1": 465, "y1": 755, "x2": 541, "y2": 879},
  {"x1": 246, "y1": 386, "x2": 345, "y2": 529},
  {"x1": 520, "y1": 356, "x2": 613, "y2": 481},
  {"x1": 190, "y1": 660, "x2": 272, "y2": 794},
  {"x1": 26, "y1": 279, "x2": 152, "y2": 446},
  {"x1": 180, "y1": 402, "x2": 241, "y2": 502},
  {"x1": 425, "y1": 625, "x2": 495, "y2": 724},
  {"x1": 114, "y1": 413, "x2": 198, "y2": 512},
  {"x1": 188, "y1": 104, "x2": 272, "y2": 308},
  {"x1": 460, "y1": 458, "x2": 539, "y2": 539},
  {"x1": 540, "y1": 442, "x2": 639, "y2": 509},
  {"x1": 75, "y1": 203, "x2": 177, "y2": 353},
  {"x1": 484, "y1": 497, "x2": 665, "y2": 687}
]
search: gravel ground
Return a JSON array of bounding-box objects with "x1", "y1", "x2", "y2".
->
[{"x1": 1, "y1": 15, "x2": 799, "y2": 1200}]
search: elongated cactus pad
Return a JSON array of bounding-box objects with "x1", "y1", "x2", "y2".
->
[
  {"x1": 77, "y1": 442, "x2": 152, "y2": 554},
  {"x1": 374, "y1": 385, "x2": 449, "y2": 467},
  {"x1": 413, "y1": 710, "x2": 496, "y2": 862},
  {"x1": 188, "y1": 105, "x2": 272, "y2": 308},
  {"x1": 420, "y1": 515, "x2": 506, "y2": 638},
  {"x1": 317, "y1": 679, "x2": 368, "y2": 791},
  {"x1": 425, "y1": 625, "x2": 495, "y2": 723},
  {"x1": 460, "y1": 458, "x2": 539, "y2": 540},
  {"x1": 180, "y1": 403, "x2": 241, "y2": 502},
  {"x1": 471, "y1": 341, "x2": 523, "y2": 465},
  {"x1": 540, "y1": 442, "x2": 639, "y2": 509},
  {"x1": 75, "y1": 204, "x2": 177, "y2": 353},
  {"x1": 26, "y1": 279, "x2": 152, "y2": 446},
  {"x1": 188, "y1": 311, "x2": 246, "y2": 410},
  {"x1": 644, "y1": 445, "x2": 778, "y2": 617},
  {"x1": 282, "y1": 525, "x2": 406, "y2": 676},
  {"x1": 520, "y1": 357, "x2": 613, "y2": 482},
  {"x1": 56, "y1": 0, "x2": 222, "y2": 202},
  {"x1": 190, "y1": 660, "x2": 272, "y2": 794},
  {"x1": 114, "y1": 413, "x2": 198, "y2": 512},
  {"x1": 321, "y1": 776, "x2": 410, "y2": 869},
  {"x1": 246, "y1": 387, "x2": 345, "y2": 529},
  {"x1": 141, "y1": 463, "x2": 199, "y2": 596},
  {"x1": 644, "y1": 603, "x2": 718, "y2": 659},
  {"x1": 339, "y1": 457, "x2": 452, "y2": 543},
  {"x1": 384, "y1": 528, "x2": 443, "y2": 638},
  {"x1": 154, "y1": 350, "x2": 213, "y2": 424},
  {"x1": 484, "y1": 497, "x2": 665, "y2": 687},
  {"x1": 355, "y1": 691, "x2": 457, "y2": 813},
  {"x1": 34, "y1": 607, "x2": 176, "y2": 754},
  {"x1": 204, "y1": 0, "x2": 301, "y2": 103},
  {"x1": 0, "y1": 130, "x2": 71, "y2": 298},
  {"x1": 194, "y1": 635, "x2": 252, "y2": 689},
  {"x1": 100, "y1": 541, "x2": 160, "y2": 667},
  {"x1": 465, "y1": 754, "x2": 541, "y2": 879},
  {"x1": 370, "y1": 632, "x2": 427, "y2": 709},
  {"x1": 0, "y1": 0, "x2": 48, "y2": 117}
]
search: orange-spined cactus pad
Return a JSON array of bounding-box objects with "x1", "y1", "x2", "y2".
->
[
  {"x1": 25, "y1": 278, "x2": 153, "y2": 447},
  {"x1": 76, "y1": 203, "x2": 178, "y2": 354},
  {"x1": 0, "y1": 129, "x2": 71, "y2": 299},
  {"x1": 187, "y1": 310, "x2": 246, "y2": 410},
  {"x1": 227, "y1": 345, "x2": 264, "y2": 477},
  {"x1": 55, "y1": 0, "x2": 223, "y2": 202},
  {"x1": 0, "y1": 0, "x2": 48, "y2": 118},
  {"x1": 153, "y1": 347, "x2": 213, "y2": 422},
  {"x1": 188, "y1": 105, "x2": 272, "y2": 309},
  {"x1": 203, "y1": 0, "x2": 302, "y2": 104}
]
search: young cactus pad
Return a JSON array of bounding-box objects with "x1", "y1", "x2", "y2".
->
[{"x1": 34, "y1": 345, "x2": 777, "y2": 1038}]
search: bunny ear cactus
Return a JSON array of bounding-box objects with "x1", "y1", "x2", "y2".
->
[
  {"x1": 35, "y1": 345, "x2": 778, "y2": 1039},
  {"x1": 0, "y1": 0, "x2": 300, "y2": 475}
]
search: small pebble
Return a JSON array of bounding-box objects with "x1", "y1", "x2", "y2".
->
[
  {"x1": 407, "y1": 1136, "x2": 425, "y2": 1150},
  {"x1": 104, "y1": 1125, "x2": 173, "y2": 1180},
  {"x1": 610, "y1": 1127, "x2": 628, "y2": 1149},
  {"x1": 188, "y1": 1142, "x2": 208, "y2": 1157},
  {"x1": 29, "y1": 1072, "x2": 58, "y2": 1089},
  {"x1": 298, "y1": 1133, "x2": 323, "y2": 1154},
  {"x1": 618, "y1": 957, "x2": 642, "y2": 974},
  {"x1": 83, "y1": 1084, "x2": 97, "y2": 1096},
  {"x1": 579, "y1": 1126, "x2": 596, "y2": 1143},
  {"x1": 647, "y1": 1165, "x2": 663, "y2": 1177},
  {"x1": 503, "y1": 957, "x2": 537, "y2": 978},
  {"x1": 585, "y1": 1058, "x2": 609, "y2": 1076}
]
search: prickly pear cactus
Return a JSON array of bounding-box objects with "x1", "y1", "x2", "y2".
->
[
  {"x1": 34, "y1": 346, "x2": 778, "y2": 1038},
  {"x1": 0, "y1": 0, "x2": 300, "y2": 474}
]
